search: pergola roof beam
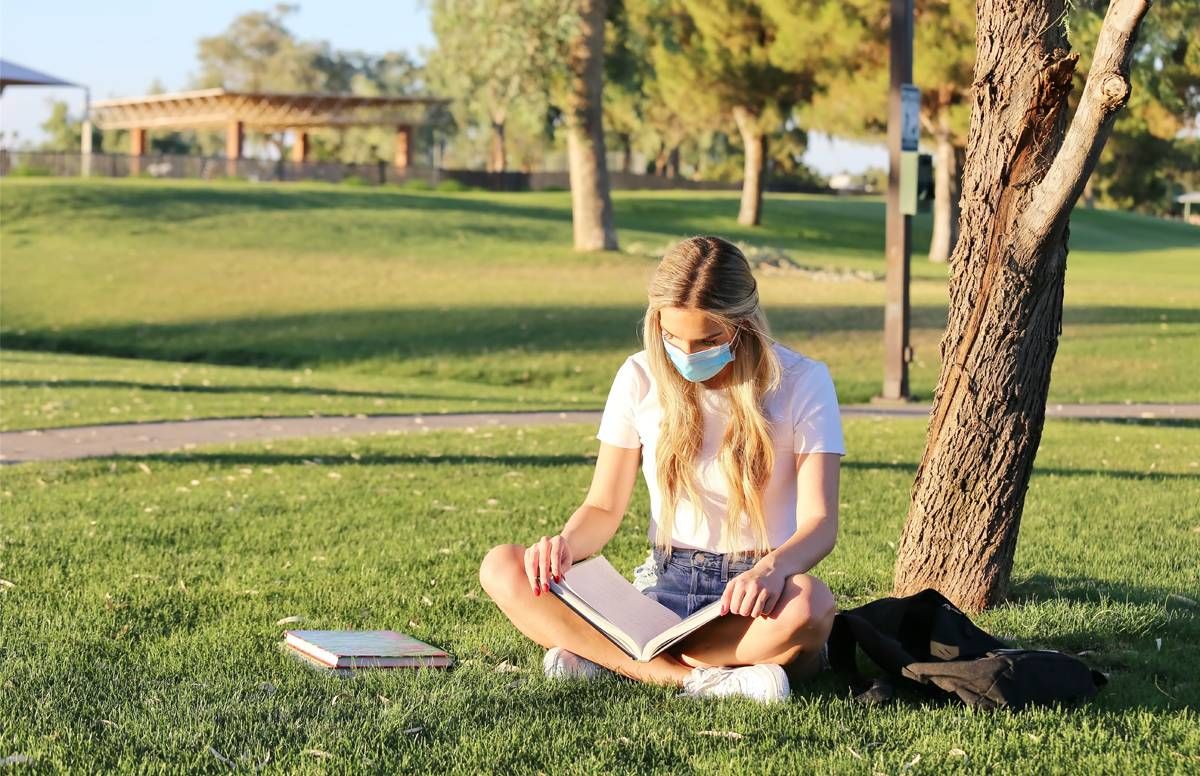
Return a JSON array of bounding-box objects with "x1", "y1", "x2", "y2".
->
[{"x1": 88, "y1": 88, "x2": 447, "y2": 132}]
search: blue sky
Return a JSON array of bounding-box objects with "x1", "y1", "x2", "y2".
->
[{"x1": 0, "y1": 0, "x2": 884, "y2": 174}]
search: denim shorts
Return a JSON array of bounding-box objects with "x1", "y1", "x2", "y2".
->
[{"x1": 630, "y1": 545, "x2": 766, "y2": 620}]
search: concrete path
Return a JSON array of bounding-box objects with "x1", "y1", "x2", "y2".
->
[{"x1": 2, "y1": 403, "x2": 1197, "y2": 464}]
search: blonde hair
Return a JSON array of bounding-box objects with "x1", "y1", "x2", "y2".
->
[{"x1": 639, "y1": 235, "x2": 783, "y2": 563}]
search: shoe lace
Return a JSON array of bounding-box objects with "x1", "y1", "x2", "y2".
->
[{"x1": 684, "y1": 666, "x2": 739, "y2": 694}]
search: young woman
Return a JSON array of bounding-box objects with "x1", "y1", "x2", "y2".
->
[{"x1": 479, "y1": 235, "x2": 845, "y2": 703}]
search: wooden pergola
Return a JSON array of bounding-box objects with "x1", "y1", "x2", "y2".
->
[{"x1": 84, "y1": 88, "x2": 448, "y2": 175}]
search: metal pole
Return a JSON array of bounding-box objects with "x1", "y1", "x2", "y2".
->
[{"x1": 878, "y1": 0, "x2": 914, "y2": 403}]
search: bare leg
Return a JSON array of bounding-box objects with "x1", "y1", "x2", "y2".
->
[
  {"x1": 667, "y1": 573, "x2": 836, "y2": 686},
  {"x1": 479, "y1": 544, "x2": 693, "y2": 686}
]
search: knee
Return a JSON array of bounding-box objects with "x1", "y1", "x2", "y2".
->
[
  {"x1": 777, "y1": 574, "x2": 836, "y2": 638},
  {"x1": 479, "y1": 543, "x2": 524, "y2": 601}
]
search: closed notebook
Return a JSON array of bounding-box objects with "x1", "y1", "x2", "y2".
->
[{"x1": 283, "y1": 630, "x2": 453, "y2": 669}]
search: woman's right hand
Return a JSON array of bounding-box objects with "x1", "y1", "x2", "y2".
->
[{"x1": 525, "y1": 534, "x2": 573, "y2": 596}]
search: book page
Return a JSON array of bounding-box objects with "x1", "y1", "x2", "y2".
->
[
  {"x1": 558, "y1": 556, "x2": 681, "y2": 650},
  {"x1": 644, "y1": 599, "x2": 726, "y2": 659}
]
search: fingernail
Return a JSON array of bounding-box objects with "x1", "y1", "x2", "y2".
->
[{"x1": 543, "y1": 582, "x2": 549, "y2": 592}]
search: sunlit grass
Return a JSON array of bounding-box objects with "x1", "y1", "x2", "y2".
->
[{"x1": 1, "y1": 179, "x2": 1197, "y2": 431}]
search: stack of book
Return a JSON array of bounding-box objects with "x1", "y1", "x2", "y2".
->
[{"x1": 282, "y1": 629, "x2": 453, "y2": 672}]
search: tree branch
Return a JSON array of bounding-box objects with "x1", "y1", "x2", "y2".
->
[{"x1": 1020, "y1": 0, "x2": 1152, "y2": 243}]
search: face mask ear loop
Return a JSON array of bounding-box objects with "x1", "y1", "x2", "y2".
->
[{"x1": 728, "y1": 326, "x2": 742, "y2": 357}]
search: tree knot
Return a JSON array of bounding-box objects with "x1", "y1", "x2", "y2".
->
[{"x1": 1098, "y1": 72, "x2": 1132, "y2": 112}]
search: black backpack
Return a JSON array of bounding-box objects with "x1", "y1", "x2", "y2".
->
[{"x1": 826, "y1": 587, "x2": 1108, "y2": 710}]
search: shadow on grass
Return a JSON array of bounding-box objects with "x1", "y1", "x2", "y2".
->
[
  {"x1": 0, "y1": 378, "x2": 530, "y2": 404},
  {"x1": 5, "y1": 302, "x2": 1197, "y2": 373},
  {"x1": 819, "y1": 459, "x2": 1200, "y2": 482},
  {"x1": 89, "y1": 452, "x2": 1200, "y2": 488},
  {"x1": 8, "y1": 180, "x2": 1195, "y2": 252},
  {"x1": 1007, "y1": 573, "x2": 1199, "y2": 611},
  {"x1": 1064, "y1": 416, "x2": 1200, "y2": 430}
]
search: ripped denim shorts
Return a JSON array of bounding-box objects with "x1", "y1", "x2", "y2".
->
[{"x1": 630, "y1": 545, "x2": 767, "y2": 620}]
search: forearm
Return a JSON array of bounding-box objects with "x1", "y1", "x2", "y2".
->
[
  {"x1": 761, "y1": 514, "x2": 837, "y2": 577},
  {"x1": 559, "y1": 505, "x2": 622, "y2": 562}
]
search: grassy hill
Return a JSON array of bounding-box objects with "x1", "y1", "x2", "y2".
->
[{"x1": 1, "y1": 178, "x2": 1197, "y2": 431}]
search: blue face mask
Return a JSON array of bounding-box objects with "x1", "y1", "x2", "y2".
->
[{"x1": 662, "y1": 330, "x2": 739, "y2": 383}]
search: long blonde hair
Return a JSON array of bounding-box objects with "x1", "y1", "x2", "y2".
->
[{"x1": 640, "y1": 236, "x2": 783, "y2": 563}]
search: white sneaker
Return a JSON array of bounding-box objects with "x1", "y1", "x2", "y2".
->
[
  {"x1": 680, "y1": 663, "x2": 791, "y2": 703},
  {"x1": 543, "y1": 646, "x2": 612, "y2": 680}
]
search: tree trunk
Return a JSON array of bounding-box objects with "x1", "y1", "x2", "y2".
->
[
  {"x1": 654, "y1": 140, "x2": 667, "y2": 176},
  {"x1": 666, "y1": 145, "x2": 680, "y2": 178},
  {"x1": 621, "y1": 133, "x2": 633, "y2": 173},
  {"x1": 892, "y1": 0, "x2": 1150, "y2": 612},
  {"x1": 733, "y1": 105, "x2": 766, "y2": 226},
  {"x1": 564, "y1": 0, "x2": 618, "y2": 251},
  {"x1": 488, "y1": 115, "x2": 507, "y2": 173},
  {"x1": 928, "y1": 94, "x2": 961, "y2": 264}
]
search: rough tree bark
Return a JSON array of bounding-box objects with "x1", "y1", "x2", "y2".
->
[
  {"x1": 892, "y1": 0, "x2": 1151, "y2": 612},
  {"x1": 928, "y1": 87, "x2": 962, "y2": 264},
  {"x1": 564, "y1": 0, "x2": 618, "y2": 251},
  {"x1": 733, "y1": 105, "x2": 767, "y2": 226}
]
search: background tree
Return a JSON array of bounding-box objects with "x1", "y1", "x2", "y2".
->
[
  {"x1": 194, "y1": 3, "x2": 328, "y2": 158},
  {"x1": 644, "y1": 0, "x2": 800, "y2": 226},
  {"x1": 915, "y1": 0, "x2": 974, "y2": 263},
  {"x1": 425, "y1": 0, "x2": 575, "y2": 172},
  {"x1": 796, "y1": 0, "x2": 975, "y2": 262},
  {"x1": 1071, "y1": 0, "x2": 1200, "y2": 214},
  {"x1": 37, "y1": 100, "x2": 100, "y2": 152},
  {"x1": 560, "y1": 0, "x2": 619, "y2": 250},
  {"x1": 892, "y1": 0, "x2": 1153, "y2": 611},
  {"x1": 603, "y1": 0, "x2": 650, "y2": 173}
]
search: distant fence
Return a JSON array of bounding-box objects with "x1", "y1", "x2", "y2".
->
[{"x1": 0, "y1": 150, "x2": 833, "y2": 194}]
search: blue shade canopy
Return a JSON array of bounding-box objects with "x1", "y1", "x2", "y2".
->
[{"x1": 0, "y1": 59, "x2": 78, "y2": 92}]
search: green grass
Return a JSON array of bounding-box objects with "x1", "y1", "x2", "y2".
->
[
  {"x1": 1, "y1": 417, "x2": 1197, "y2": 771},
  {"x1": 1, "y1": 178, "x2": 1197, "y2": 431}
]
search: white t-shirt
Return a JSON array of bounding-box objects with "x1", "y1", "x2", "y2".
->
[{"x1": 595, "y1": 340, "x2": 846, "y2": 553}]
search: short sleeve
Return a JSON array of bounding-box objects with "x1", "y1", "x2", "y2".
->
[
  {"x1": 596, "y1": 358, "x2": 642, "y2": 449},
  {"x1": 793, "y1": 362, "x2": 847, "y2": 456}
]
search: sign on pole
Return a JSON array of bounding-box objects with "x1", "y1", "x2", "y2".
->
[{"x1": 900, "y1": 84, "x2": 921, "y2": 215}]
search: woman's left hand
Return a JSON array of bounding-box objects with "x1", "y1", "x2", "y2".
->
[{"x1": 720, "y1": 560, "x2": 786, "y2": 618}]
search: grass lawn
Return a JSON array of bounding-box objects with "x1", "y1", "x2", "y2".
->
[
  {"x1": 1, "y1": 417, "x2": 1197, "y2": 771},
  {"x1": 2, "y1": 179, "x2": 1197, "y2": 432}
]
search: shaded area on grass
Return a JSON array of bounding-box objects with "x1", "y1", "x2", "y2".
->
[{"x1": 5, "y1": 304, "x2": 1196, "y2": 373}]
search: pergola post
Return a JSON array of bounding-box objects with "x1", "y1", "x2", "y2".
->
[
  {"x1": 129, "y1": 127, "x2": 147, "y2": 176},
  {"x1": 291, "y1": 130, "x2": 309, "y2": 164},
  {"x1": 80, "y1": 119, "x2": 93, "y2": 178},
  {"x1": 225, "y1": 120, "x2": 244, "y2": 177},
  {"x1": 394, "y1": 125, "x2": 412, "y2": 172}
]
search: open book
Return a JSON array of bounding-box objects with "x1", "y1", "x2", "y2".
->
[{"x1": 547, "y1": 554, "x2": 726, "y2": 662}]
